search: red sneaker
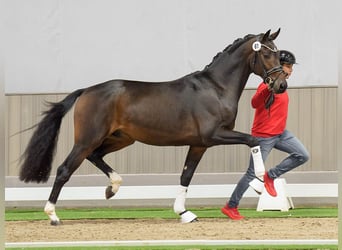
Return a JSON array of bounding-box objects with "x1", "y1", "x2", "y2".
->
[
  {"x1": 221, "y1": 205, "x2": 244, "y2": 220},
  {"x1": 264, "y1": 173, "x2": 277, "y2": 197}
]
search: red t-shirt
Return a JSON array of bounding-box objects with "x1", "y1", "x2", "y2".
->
[{"x1": 251, "y1": 82, "x2": 289, "y2": 137}]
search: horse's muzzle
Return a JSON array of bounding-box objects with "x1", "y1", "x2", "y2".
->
[{"x1": 273, "y1": 80, "x2": 287, "y2": 94}]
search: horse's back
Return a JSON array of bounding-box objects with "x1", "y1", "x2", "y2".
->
[{"x1": 72, "y1": 77, "x2": 210, "y2": 146}]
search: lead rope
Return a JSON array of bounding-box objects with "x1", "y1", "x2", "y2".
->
[
  {"x1": 264, "y1": 91, "x2": 274, "y2": 116},
  {"x1": 264, "y1": 69, "x2": 286, "y2": 114}
]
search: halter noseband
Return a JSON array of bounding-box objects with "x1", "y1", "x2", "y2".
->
[{"x1": 252, "y1": 41, "x2": 284, "y2": 88}]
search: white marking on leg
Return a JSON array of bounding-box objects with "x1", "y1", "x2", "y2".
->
[
  {"x1": 44, "y1": 201, "x2": 60, "y2": 223},
  {"x1": 109, "y1": 172, "x2": 122, "y2": 193},
  {"x1": 251, "y1": 145, "x2": 265, "y2": 178},
  {"x1": 173, "y1": 185, "x2": 187, "y2": 214},
  {"x1": 173, "y1": 187, "x2": 198, "y2": 223},
  {"x1": 249, "y1": 146, "x2": 266, "y2": 194}
]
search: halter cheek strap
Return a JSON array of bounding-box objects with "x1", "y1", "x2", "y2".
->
[
  {"x1": 264, "y1": 66, "x2": 284, "y2": 88},
  {"x1": 252, "y1": 40, "x2": 285, "y2": 111},
  {"x1": 252, "y1": 41, "x2": 284, "y2": 86}
]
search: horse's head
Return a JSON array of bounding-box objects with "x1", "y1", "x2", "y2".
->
[{"x1": 249, "y1": 29, "x2": 287, "y2": 94}]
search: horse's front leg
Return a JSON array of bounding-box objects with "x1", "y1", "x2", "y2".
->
[
  {"x1": 174, "y1": 146, "x2": 207, "y2": 223},
  {"x1": 248, "y1": 144, "x2": 266, "y2": 194},
  {"x1": 210, "y1": 129, "x2": 266, "y2": 193}
]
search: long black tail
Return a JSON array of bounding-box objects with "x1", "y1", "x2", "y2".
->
[{"x1": 19, "y1": 89, "x2": 85, "y2": 183}]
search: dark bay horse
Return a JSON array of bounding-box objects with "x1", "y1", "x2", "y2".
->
[{"x1": 20, "y1": 29, "x2": 287, "y2": 225}]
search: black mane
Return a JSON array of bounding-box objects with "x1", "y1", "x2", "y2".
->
[{"x1": 205, "y1": 34, "x2": 257, "y2": 69}]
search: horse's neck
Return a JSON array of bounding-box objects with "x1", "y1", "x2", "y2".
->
[{"x1": 205, "y1": 58, "x2": 251, "y2": 102}]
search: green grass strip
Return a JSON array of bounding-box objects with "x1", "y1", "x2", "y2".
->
[{"x1": 5, "y1": 207, "x2": 337, "y2": 221}]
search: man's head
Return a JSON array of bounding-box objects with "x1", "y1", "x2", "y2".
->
[{"x1": 280, "y1": 50, "x2": 296, "y2": 79}]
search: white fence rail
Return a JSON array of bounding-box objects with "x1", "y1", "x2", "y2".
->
[{"x1": 5, "y1": 183, "x2": 338, "y2": 202}]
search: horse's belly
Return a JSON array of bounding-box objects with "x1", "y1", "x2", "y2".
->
[{"x1": 126, "y1": 127, "x2": 202, "y2": 146}]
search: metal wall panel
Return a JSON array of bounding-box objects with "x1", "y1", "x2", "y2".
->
[{"x1": 5, "y1": 87, "x2": 337, "y2": 178}]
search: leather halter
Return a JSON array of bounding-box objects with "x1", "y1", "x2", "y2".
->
[{"x1": 252, "y1": 42, "x2": 284, "y2": 89}]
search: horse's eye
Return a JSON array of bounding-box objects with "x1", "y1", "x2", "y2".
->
[{"x1": 263, "y1": 52, "x2": 271, "y2": 59}]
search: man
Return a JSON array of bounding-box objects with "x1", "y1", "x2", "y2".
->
[{"x1": 221, "y1": 50, "x2": 310, "y2": 220}]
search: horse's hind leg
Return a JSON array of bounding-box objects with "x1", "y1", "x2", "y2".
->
[
  {"x1": 87, "y1": 134, "x2": 135, "y2": 199},
  {"x1": 45, "y1": 144, "x2": 92, "y2": 225},
  {"x1": 174, "y1": 146, "x2": 207, "y2": 223},
  {"x1": 87, "y1": 154, "x2": 122, "y2": 199}
]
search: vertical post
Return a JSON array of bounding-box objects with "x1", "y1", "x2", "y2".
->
[
  {"x1": 338, "y1": 9, "x2": 342, "y2": 247},
  {"x1": 0, "y1": 0, "x2": 5, "y2": 247}
]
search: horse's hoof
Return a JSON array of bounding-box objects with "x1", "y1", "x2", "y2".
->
[
  {"x1": 189, "y1": 217, "x2": 199, "y2": 223},
  {"x1": 249, "y1": 178, "x2": 264, "y2": 195},
  {"x1": 50, "y1": 220, "x2": 62, "y2": 226},
  {"x1": 180, "y1": 210, "x2": 198, "y2": 223},
  {"x1": 105, "y1": 186, "x2": 115, "y2": 199}
]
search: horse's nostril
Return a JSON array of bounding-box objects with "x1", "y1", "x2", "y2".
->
[{"x1": 279, "y1": 82, "x2": 287, "y2": 92}]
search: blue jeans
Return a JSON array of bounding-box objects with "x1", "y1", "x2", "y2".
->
[{"x1": 228, "y1": 130, "x2": 309, "y2": 208}]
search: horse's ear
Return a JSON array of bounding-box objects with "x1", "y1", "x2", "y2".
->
[
  {"x1": 269, "y1": 28, "x2": 281, "y2": 41},
  {"x1": 261, "y1": 30, "x2": 271, "y2": 42}
]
